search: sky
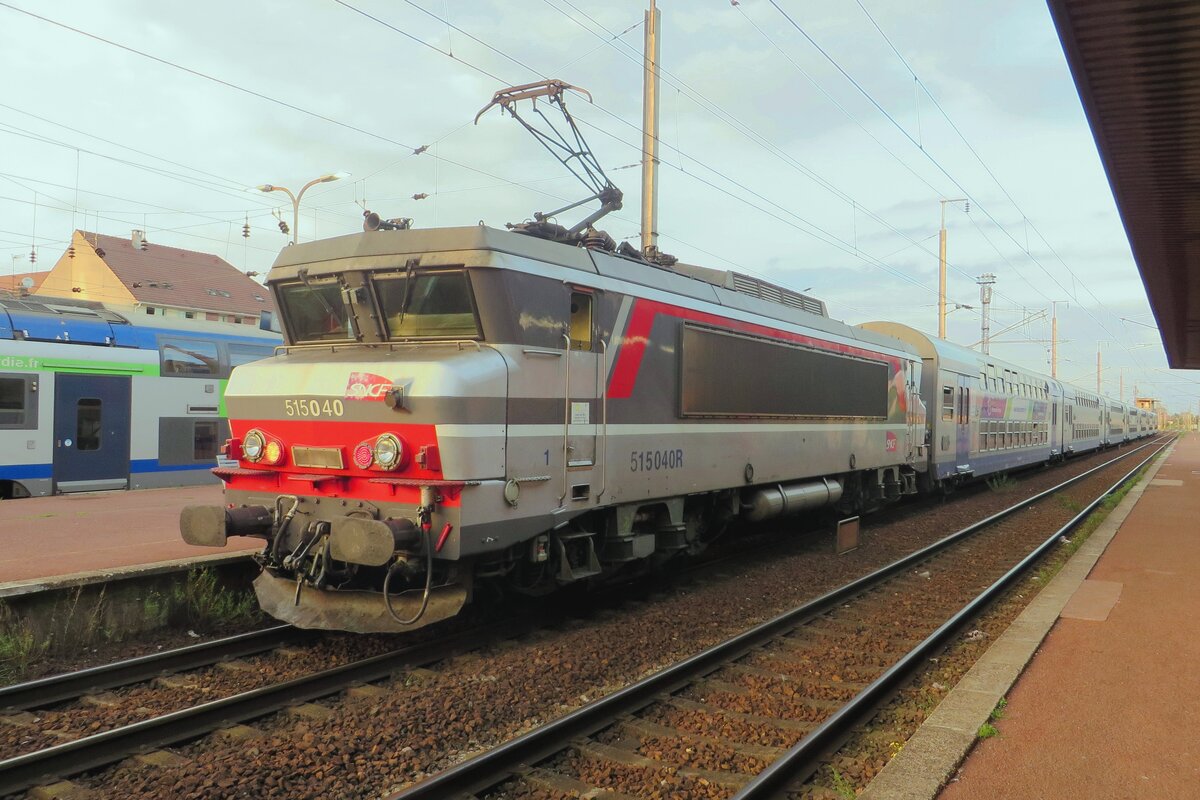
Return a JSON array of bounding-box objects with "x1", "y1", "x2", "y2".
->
[{"x1": 1, "y1": 0, "x2": 1196, "y2": 412}]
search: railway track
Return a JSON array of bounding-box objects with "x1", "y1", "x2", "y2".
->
[
  {"x1": 388, "y1": 436, "x2": 1171, "y2": 800},
  {"x1": 0, "y1": 625, "x2": 307, "y2": 713},
  {"x1": 0, "y1": 617, "x2": 536, "y2": 797},
  {"x1": 0, "y1": 437, "x2": 1168, "y2": 798}
]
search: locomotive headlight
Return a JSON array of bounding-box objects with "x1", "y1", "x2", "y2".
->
[
  {"x1": 373, "y1": 434, "x2": 402, "y2": 470},
  {"x1": 243, "y1": 430, "x2": 266, "y2": 462}
]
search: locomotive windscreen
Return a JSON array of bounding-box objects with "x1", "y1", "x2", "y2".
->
[{"x1": 680, "y1": 324, "x2": 888, "y2": 418}]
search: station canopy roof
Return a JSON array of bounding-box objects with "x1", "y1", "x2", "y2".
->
[{"x1": 1048, "y1": 0, "x2": 1200, "y2": 368}]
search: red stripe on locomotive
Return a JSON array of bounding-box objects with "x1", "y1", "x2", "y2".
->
[{"x1": 608, "y1": 298, "x2": 902, "y2": 400}]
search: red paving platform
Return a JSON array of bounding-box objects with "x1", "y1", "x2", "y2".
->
[
  {"x1": 0, "y1": 484, "x2": 260, "y2": 586},
  {"x1": 935, "y1": 434, "x2": 1200, "y2": 799}
]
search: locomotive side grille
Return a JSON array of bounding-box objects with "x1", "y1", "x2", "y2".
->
[
  {"x1": 730, "y1": 272, "x2": 826, "y2": 317},
  {"x1": 292, "y1": 446, "x2": 345, "y2": 470}
]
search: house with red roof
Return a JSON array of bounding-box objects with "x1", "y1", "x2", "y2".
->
[
  {"x1": 0, "y1": 270, "x2": 50, "y2": 294},
  {"x1": 33, "y1": 230, "x2": 274, "y2": 325}
]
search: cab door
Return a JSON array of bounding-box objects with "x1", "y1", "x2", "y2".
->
[
  {"x1": 565, "y1": 289, "x2": 597, "y2": 470},
  {"x1": 53, "y1": 373, "x2": 131, "y2": 492}
]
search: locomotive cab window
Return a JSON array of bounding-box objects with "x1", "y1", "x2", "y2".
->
[
  {"x1": 375, "y1": 270, "x2": 480, "y2": 340},
  {"x1": 278, "y1": 278, "x2": 352, "y2": 342},
  {"x1": 569, "y1": 291, "x2": 592, "y2": 351}
]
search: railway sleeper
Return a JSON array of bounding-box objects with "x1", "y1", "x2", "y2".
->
[
  {"x1": 520, "y1": 767, "x2": 641, "y2": 800},
  {"x1": 661, "y1": 696, "x2": 815, "y2": 734},
  {"x1": 614, "y1": 716, "x2": 784, "y2": 762},
  {"x1": 572, "y1": 741, "x2": 757, "y2": 791},
  {"x1": 723, "y1": 662, "x2": 870, "y2": 695}
]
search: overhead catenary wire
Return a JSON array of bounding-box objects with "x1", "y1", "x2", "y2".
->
[
  {"x1": 334, "y1": 0, "x2": 978, "y2": 314},
  {"x1": 767, "y1": 0, "x2": 1146, "y2": 373},
  {"x1": 2, "y1": 3, "x2": 1171, "y2": 395}
]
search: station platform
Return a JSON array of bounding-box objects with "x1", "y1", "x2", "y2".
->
[
  {"x1": 862, "y1": 434, "x2": 1198, "y2": 800},
  {"x1": 0, "y1": 484, "x2": 260, "y2": 591}
]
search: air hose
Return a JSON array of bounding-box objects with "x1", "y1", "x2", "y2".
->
[{"x1": 383, "y1": 523, "x2": 433, "y2": 626}]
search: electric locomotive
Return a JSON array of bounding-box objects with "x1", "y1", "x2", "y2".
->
[
  {"x1": 180, "y1": 225, "x2": 927, "y2": 632},
  {"x1": 178, "y1": 79, "x2": 1153, "y2": 633}
]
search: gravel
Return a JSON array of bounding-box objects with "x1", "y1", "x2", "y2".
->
[{"x1": 19, "y1": 443, "x2": 1154, "y2": 800}]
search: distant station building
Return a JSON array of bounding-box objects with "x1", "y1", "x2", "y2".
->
[{"x1": 30, "y1": 230, "x2": 273, "y2": 324}]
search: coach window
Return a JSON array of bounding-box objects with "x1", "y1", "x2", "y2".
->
[
  {"x1": 569, "y1": 291, "x2": 593, "y2": 351},
  {"x1": 194, "y1": 420, "x2": 219, "y2": 460},
  {"x1": 941, "y1": 386, "x2": 953, "y2": 420},
  {"x1": 161, "y1": 339, "x2": 219, "y2": 376},
  {"x1": 227, "y1": 343, "x2": 275, "y2": 370},
  {"x1": 0, "y1": 375, "x2": 36, "y2": 429},
  {"x1": 77, "y1": 399, "x2": 101, "y2": 451}
]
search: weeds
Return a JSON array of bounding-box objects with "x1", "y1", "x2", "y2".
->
[
  {"x1": 1055, "y1": 494, "x2": 1083, "y2": 513},
  {"x1": 990, "y1": 697, "x2": 1007, "y2": 721},
  {"x1": 829, "y1": 766, "x2": 857, "y2": 800},
  {"x1": 169, "y1": 568, "x2": 261, "y2": 632},
  {"x1": 0, "y1": 603, "x2": 48, "y2": 683},
  {"x1": 986, "y1": 474, "x2": 1017, "y2": 493},
  {"x1": 977, "y1": 722, "x2": 999, "y2": 739}
]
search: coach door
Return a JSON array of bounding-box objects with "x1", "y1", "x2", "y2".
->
[
  {"x1": 956, "y1": 375, "x2": 971, "y2": 468},
  {"x1": 53, "y1": 374, "x2": 131, "y2": 493}
]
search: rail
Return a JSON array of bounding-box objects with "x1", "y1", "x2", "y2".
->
[
  {"x1": 0, "y1": 619, "x2": 530, "y2": 797},
  {"x1": 0, "y1": 625, "x2": 305, "y2": 713},
  {"x1": 387, "y1": 435, "x2": 1172, "y2": 799}
]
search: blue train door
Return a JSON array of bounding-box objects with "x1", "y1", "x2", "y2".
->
[{"x1": 53, "y1": 374, "x2": 132, "y2": 493}]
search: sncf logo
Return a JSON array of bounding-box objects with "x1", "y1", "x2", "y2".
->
[
  {"x1": 885, "y1": 431, "x2": 898, "y2": 452},
  {"x1": 345, "y1": 372, "x2": 392, "y2": 401}
]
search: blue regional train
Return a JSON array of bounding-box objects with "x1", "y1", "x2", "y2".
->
[{"x1": 0, "y1": 293, "x2": 279, "y2": 498}]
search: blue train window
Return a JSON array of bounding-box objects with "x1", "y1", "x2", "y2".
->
[
  {"x1": 193, "y1": 420, "x2": 218, "y2": 460},
  {"x1": 161, "y1": 338, "x2": 219, "y2": 376},
  {"x1": 77, "y1": 398, "x2": 101, "y2": 451}
]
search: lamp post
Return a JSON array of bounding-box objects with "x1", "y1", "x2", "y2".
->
[{"x1": 255, "y1": 172, "x2": 349, "y2": 245}]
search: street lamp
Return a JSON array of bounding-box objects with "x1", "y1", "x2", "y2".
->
[{"x1": 255, "y1": 171, "x2": 350, "y2": 245}]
